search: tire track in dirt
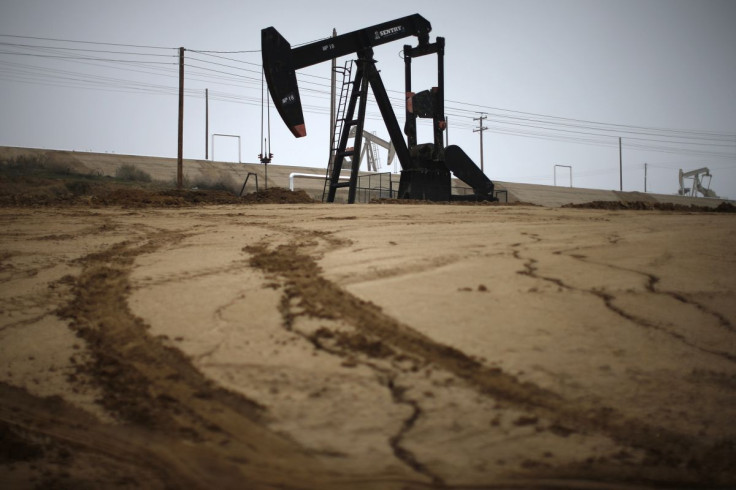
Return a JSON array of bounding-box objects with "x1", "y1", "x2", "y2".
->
[
  {"x1": 45, "y1": 229, "x2": 338, "y2": 489},
  {"x1": 0, "y1": 381, "x2": 230, "y2": 490},
  {"x1": 246, "y1": 237, "x2": 451, "y2": 485},
  {"x1": 2, "y1": 222, "x2": 432, "y2": 489},
  {"x1": 241, "y1": 227, "x2": 443, "y2": 484},
  {"x1": 0, "y1": 227, "x2": 86, "y2": 336},
  {"x1": 290, "y1": 324, "x2": 446, "y2": 485},
  {"x1": 245, "y1": 231, "x2": 736, "y2": 487}
]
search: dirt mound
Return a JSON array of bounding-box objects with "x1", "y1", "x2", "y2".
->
[
  {"x1": 240, "y1": 187, "x2": 314, "y2": 204},
  {"x1": 371, "y1": 198, "x2": 538, "y2": 206},
  {"x1": 0, "y1": 157, "x2": 315, "y2": 207},
  {"x1": 0, "y1": 179, "x2": 314, "y2": 207},
  {"x1": 562, "y1": 200, "x2": 736, "y2": 213},
  {"x1": 715, "y1": 201, "x2": 736, "y2": 212},
  {"x1": 97, "y1": 187, "x2": 247, "y2": 207}
]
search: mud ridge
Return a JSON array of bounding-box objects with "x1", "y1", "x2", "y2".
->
[
  {"x1": 246, "y1": 240, "x2": 562, "y2": 409},
  {"x1": 255, "y1": 257, "x2": 439, "y2": 484},
  {"x1": 52, "y1": 230, "x2": 332, "y2": 489},
  {"x1": 247, "y1": 234, "x2": 736, "y2": 486},
  {"x1": 0, "y1": 381, "x2": 203, "y2": 489}
]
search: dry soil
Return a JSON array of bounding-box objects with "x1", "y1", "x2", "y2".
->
[{"x1": 1, "y1": 199, "x2": 735, "y2": 489}]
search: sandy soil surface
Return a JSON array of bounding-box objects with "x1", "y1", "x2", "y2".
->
[{"x1": 1, "y1": 202, "x2": 735, "y2": 489}]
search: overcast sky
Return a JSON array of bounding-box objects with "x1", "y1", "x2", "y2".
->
[{"x1": 1, "y1": 0, "x2": 734, "y2": 197}]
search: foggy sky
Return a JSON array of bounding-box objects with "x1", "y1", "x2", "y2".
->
[{"x1": 1, "y1": 0, "x2": 734, "y2": 197}]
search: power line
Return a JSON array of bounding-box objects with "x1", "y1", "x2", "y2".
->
[
  {"x1": 0, "y1": 51, "x2": 176, "y2": 64},
  {"x1": 189, "y1": 49, "x2": 334, "y2": 83},
  {"x1": 0, "y1": 33, "x2": 173, "y2": 50},
  {"x1": 0, "y1": 41, "x2": 176, "y2": 57},
  {"x1": 1, "y1": 36, "x2": 734, "y2": 164},
  {"x1": 476, "y1": 110, "x2": 735, "y2": 144},
  {"x1": 119, "y1": 48, "x2": 736, "y2": 149},
  {"x1": 446, "y1": 98, "x2": 736, "y2": 140},
  {"x1": 187, "y1": 50, "x2": 262, "y2": 68},
  {"x1": 2, "y1": 34, "x2": 733, "y2": 144},
  {"x1": 189, "y1": 49, "x2": 260, "y2": 54}
]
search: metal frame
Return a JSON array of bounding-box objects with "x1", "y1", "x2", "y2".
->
[
  {"x1": 239, "y1": 172, "x2": 258, "y2": 196},
  {"x1": 356, "y1": 172, "x2": 394, "y2": 202},
  {"x1": 554, "y1": 164, "x2": 572, "y2": 187},
  {"x1": 211, "y1": 133, "x2": 241, "y2": 163},
  {"x1": 290, "y1": 172, "x2": 349, "y2": 192}
]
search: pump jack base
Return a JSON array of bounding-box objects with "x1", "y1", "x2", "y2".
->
[{"x1": 398, "y1": 166, "x2": 451, "y2": 201}]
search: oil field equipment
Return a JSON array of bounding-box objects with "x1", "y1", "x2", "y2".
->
[
  {"x1": 262, "y1": 14, "x2": 496, "y2": 203},
  {"x1": 678, "y1": 167, "x2": 719, "y2": 198}
]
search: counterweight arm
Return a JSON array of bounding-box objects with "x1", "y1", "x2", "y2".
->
[
  {"x1": 262, "y1": 14, "x2": 431, "y2": 137},
  {"x1": 291, "y1": 14, "x2": 431, "y2": 69}
]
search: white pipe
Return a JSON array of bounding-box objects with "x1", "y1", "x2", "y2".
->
[{"x1": 289, "y1": 172, "x2": 349, "y2": 191}]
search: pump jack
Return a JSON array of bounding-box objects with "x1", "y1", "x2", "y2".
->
[
  {"x1": 346, "y1": 126, "x2": 395, "y2": 172},
  {"x1": 678, "y1": 167, "x2": 718, "y2": 198},
  {"x1": 262, "y1": 14, "x2": 495, "y2": 203}
]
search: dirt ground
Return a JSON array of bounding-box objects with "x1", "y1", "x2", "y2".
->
[{"x1": 1, "y1": 198, "x2": 735, "y2": 489}]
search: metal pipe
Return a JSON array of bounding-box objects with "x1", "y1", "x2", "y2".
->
[{"x1": 290, "y1": 172, "x2": 348, "y2": 191}]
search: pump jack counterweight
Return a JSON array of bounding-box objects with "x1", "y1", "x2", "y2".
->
[{"x1": 262, "y1": 14, "x2": 495, "y2": 203}]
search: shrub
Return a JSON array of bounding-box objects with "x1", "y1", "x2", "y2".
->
[
  {"x1": 0, "y1": 155, "x2": 47, "y2": 176},
  {"x1": 192, "y1": 173, "x2": 238, "y2": 194},
  {"x1": 115, "y1": 164, "x2": 152, "y2": 182}
]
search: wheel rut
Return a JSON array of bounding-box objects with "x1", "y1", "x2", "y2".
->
[
  {"x1": 246, "y1": 230, "x2": 736, "y2": 487},
  {"x1": 3, "y1": 209, "x2": 734, "y2": 489},
  {"x1": 43, "y1": 229, "x2": 333, "y2": 489}
]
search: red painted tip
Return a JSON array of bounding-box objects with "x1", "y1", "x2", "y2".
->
[{"x1": 291, "y1": 124, "x2": 307, "y2": 138}]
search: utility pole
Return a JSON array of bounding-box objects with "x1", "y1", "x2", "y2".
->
[
  {"x1": 205, "y1": 88, "x2": 209, "y2": 160},
  {"x1": 618, "y1": 136, "x2": 622, "y2": 191},
  {"x1": 177, "y1": 47, "x2": 184, "y2": 188},
  {"x1": 644, "y1": 163, "x2": 647, "y2": 192},
  {"x1": 473, "y1": 112, "x2": 487, "y2": 172}
]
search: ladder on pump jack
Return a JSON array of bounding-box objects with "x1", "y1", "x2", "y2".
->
[
  {"x1": 369, "y1": 135, "x2": 383, "y2": 172},
  {"x1": 324, "y1": 53, "x2": 379, "y2": 203},
  {"x1": 323, "y1": 61, "x2": 353, "y2": 201}
]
